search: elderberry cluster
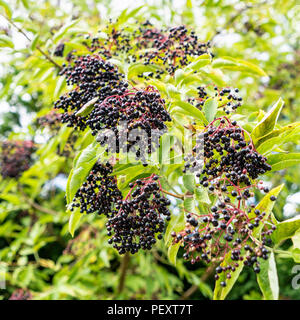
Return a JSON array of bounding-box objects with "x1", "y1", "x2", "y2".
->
[
  {"x1": 54, "y1": 55, "x2": 128, "y2": 130},
  {"x1": 106, "y1": 174, "x2": 171, "y2": 254},
  {"x1": 188, "y1": 85, "x2": 243, "y2": 115},
  {"x1": 184, "y1": 117, "x2": 271, "y2": 185},
  {"x1": 84, "y1": 22, "x2": 210, "y2": 77},
  {"x1": 173, "y1": 116, "x2": 276, "y2": 285},
  {"x1": 90, "y1": 86, "x2": 171, "y2": 159},
  {"x1": 0, "y1": 140, "x2": 35, "y2": 179},
  {"x1": 54, "y1": 52, "x2": 171, "y2": 158},
  {"x1": 135, "y1": 24, "x2": 210, "y2": 76},
  {"x1": 171, "y1": 179, "x2": 277, "y2": 286},
  {"x1": 70, "y1": 161, "x2": 122, "y2": 216}
]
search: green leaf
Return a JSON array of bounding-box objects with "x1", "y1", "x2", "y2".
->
[
  {"x1": 168, "y1": 242, "x2": 180, "y2": 265},
  {"x1": 66, "y1": 142, "x2": 104, "y2": 204},
  {"x1": 113, "y1": 163, "x2": 152, "y2": 177},
  {"x1": 75, "y1": 97, "x2": 99, "y2": 116},
  {"x1": 174, "y1": 69, "x2": 185, "y2": 86},
  {"x1": 199, "y1": 69, "x2": 226, "y2": 86},
  {"x1": 257, "y1": 251, "x2": 279, "y2": 300},
  {"x1": 292, "y1": 229, "x2": 300, "y2": 250},
  {"x1": 251, "y1": 98, "x2": 284, "y2": 143},
  {"x1": 212, "y1": 56, "x2": 267, "y2": 77},
  {"x1": 183, "y1": 196, "x2": 196, "y2": 213},
  {"x1": 115, "y1": 164, "x2": 158, "y2": 193},
  {"x1": 68, "y1": 208, "x2": 82, "y2": 237},
  {"x1": 213, "y1": 252, "x2": 244, "y2": 300},
  {"x1": 117, "y1": 6, "x2": 144, "y2": 24},
  {"x1": 267, "y1": 153, "x2": 300, "y2": 172},
  {"x1": 53, "y1": 19, "x2": 80, "y2": 42},
  {"x1": 182, "y1": 175, "x2": 195, "y2": 193},
  {"x1": 0, "y1": 34, "x2": 14, "y2": 48},
  {"x1": 184, "y1": 54, "x2": 211, "y2": 71},
  {"x1": 54, "y1": 76, "x2": 65, "y2": 99},
  {"x1": 291, "y1": 248, "x2": 300, "y2": 263},
  {"x1": 256, "y1": 122, "x2": 300, "y2": 147},
  {"x1": 164, "y1": 212, "x2": 185, "y2": 246},
  {"x1": 0, "y1": 0, "x2": 12, "y2": 18},
  {"x1": 195, "y1": 186, "x2": 211, "y2": 205},
  {"x1": 257, "y1": 124, "x2": 300, "y2": 155},
  {"x1": 127, "y1": 63, "x2": 160, "y2": 79},
  {"x1": 20, "y1": 0, "x2": 29, "y2": 9},
  {"x1": 166, "y1": 84, "x2": 180, "y2": 98},
  {"x1": 203, "y1": 97, "x2": 218, "y2": 122},
  {"x1": 172, "y1": 100, "x2": 208, "y2": 125},
  {"x1": 251, "y1": 184, "x2": 284, "y2": 238},
  {"x1": 30, "y1": 34, "x2": 39, "y2": 51},
  {"x1": 272, "y1": 215, "x2": 300, "y2": 245}
]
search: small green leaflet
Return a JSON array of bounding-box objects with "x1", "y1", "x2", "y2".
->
[
  {"x1": 127, "y1": 63, "x2": 160, "y2": 79},
  {"x1": 0, "y1": 34, "x2": 14, "y2": 48},
  {"x1": 172, "y1": 100, "x2": 207, "y2": 125},
  {"x1": 68, "y1": 208, "x2": 82, "y2": 237},
  {"x1": 251, "y1": 184, "x2": 284, "y2": 238},
  {"x1": 75, "y1": 97, "x2": 99, "y2": 116},
  {"x1": 165, "y1": 211, "x2": 185, "y2": 265},
  {"x1": 182, "y1": 174, "x2": 195, "y2": 193},
  {"x1": 257, "y1": 251, "x2": 279, "y2": 300},
  {"x1": 165, "y1": 211, "x2": 185, "y2": 246},
  {"x1": 0, "y1": 0, "x2": 12, "y2": 18},
  {"x1": 251, "y1": 98, "x2": 284, "y2": 143},
  {"x1": 272, "y1": 215, "x2": 300, "y2": 245},
  {"x1": 66, "y1": 142, "x2": 105, "y2": 204},
  {"x1": 184, "y1": 54, "x2": 211, "y2": 72},
  {"x1": 203, "y1": 97, "x2": 218, "y2": 122},
  {"x1": 168, "y1": 242, "x2": 181, "y2": 266},
  {"x1": 212, "y1": 56, "x2": 267, "y2": 77},
  {"x1": 195, "y1": 186, "x2": 211, "y2": 205},
  {"x1": 267, "y1": 153, "x2": 300, "y2": 172}
]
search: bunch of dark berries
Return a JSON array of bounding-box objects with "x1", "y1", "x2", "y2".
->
[
  {"x1": 171, "y1": 180, "x2": 277, "y2": 286},
  {"x1": 106, "y1": 174, "x2": 171, "y2": 254},
  {"x1": 84, "y1": 22, "x2": 210, "y2": 77},
  {"x1": 70, "y1": 161, "x2": 122, "y2": 217},
  {"x1": 0, "y1": 140, "x2": 35, "y2": 178},
  {"x1": 136, "y1": 24, "x2": 210, "y2": 77},
  {"x1": 188, "y1": 85, "x2": 243, "y2": 115},
  {"x1": 173, "y1": 116, "x2": 276, "y2": 286},
  {"x1": 54, "y1": 54, "x2": 128, "y2": 130},
  {"x1": 184, "y1": 117, "x2": 271, "y2": 185},
  {"x1": 54, "y1": 53, "x2": 171, "y2": 159},
  {"x1": 90, "y1": 86, "x2": 171, "y2": 159},
  {"x1": 171, "y1": 189, "x2": 277, "y2": 286}
]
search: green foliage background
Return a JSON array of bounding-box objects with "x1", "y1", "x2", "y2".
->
[{"x1": 0, "y1": 0, "x2": 299, "y2": 300}]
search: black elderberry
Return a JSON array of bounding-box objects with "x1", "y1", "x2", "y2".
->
[
  {"x1": 70, "y1": 161, "x2": 122, "y2": 217},
  {"x1": 106, "y1": 175, "x2": 171, "y2": 254}
]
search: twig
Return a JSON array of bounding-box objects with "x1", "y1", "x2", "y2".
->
[
  {"x1": 161, "y1": 189, "x2": 184, "y2": 200},
  {"x1": 26, "y1": 198, "x2": 57, "y2": 215},
  {"x1": 2, "y1": 14, "x2": 62, "y2": 70},
  {"x1": 180, "y1": 263, "x2": 217, "y2": 300},
  {"x1": 20, "y1": 189, "x2": 57, "y2": 215},
  {"x1": 117, "y1": 252, "x2": 130, "y2": 295}
]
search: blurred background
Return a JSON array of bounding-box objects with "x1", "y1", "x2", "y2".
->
[{"x1": 0, "y1": 0, "x2": 299, "y2": 300}]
